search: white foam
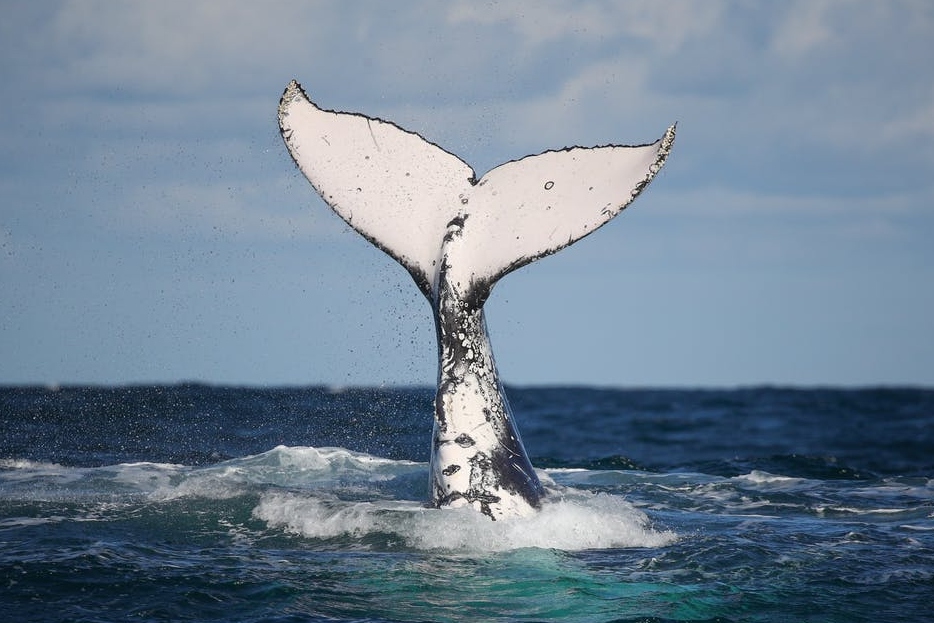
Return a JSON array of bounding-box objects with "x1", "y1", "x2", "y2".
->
[
  {"x1": 242, "y1": 445, "x2": 420, "y2": 481},
  {"x1": 149, "y1": 445, "x2": 422, "y2": 500},
  {"x1": 0, "y1": 446, "x2": 678, "y2": 553},
  {"x1": 734, "y1": 470, "x2": 808, "y2": 486},
  {"x1": 253, "y1": 488, "x2": 677, "y2": 552},
  {"x1": 150, "y1": 466, "x2": 248, "y2": 500},
  {"x1": 0, "y1": 458, "x2": 61, "y2": 470},
  {"x1": 729, "y1": 471, "x2": 822, "y2": 499},
  {"x1": 0, "y1": 459, "x2": 78, "y2": 483}
]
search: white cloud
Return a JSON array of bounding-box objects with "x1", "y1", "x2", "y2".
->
[
  {"x1": 448, "y1": 0, "x2": 619, "y2": 46},
  {"x1": 46, "y1": 1, "x2": 318, "y2": 95},
  {"x1": 769, "y1": 0, "x2": 838, "y2": 58},
  {"x1": 3, "y1": 0, "x2": 934, "y2": 386},
  {"x1": 119, "y1": 178, "x2": 324, "y2": 241},
  {"x1": 447, "y1": 0, "x2": 724, "y2": 53},
  {"x1": 880, "y1": 87, "x2": 934, "y2": 144},
  {"x1": 13, "y1": 2, "x2": 933, "y2": 199},
  {"x1": 658, "y1": 186, "x2": 928, "y2": 219},
  {"x1": 14, "y1": 0, "x2": 930, "y2": 247}
]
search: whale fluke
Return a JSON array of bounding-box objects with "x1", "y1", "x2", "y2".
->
[{"x1": 279, "y1": 79, "x2": 675, "y2": 519}]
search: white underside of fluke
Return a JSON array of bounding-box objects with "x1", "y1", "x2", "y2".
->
[{"x1": 278, "y1": 80, "x2": 675, "y2": 520}]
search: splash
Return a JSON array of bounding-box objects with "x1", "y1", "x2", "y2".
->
[
  {"x1": 253, "y1": 488, "x2": 676, "y2": 552},
  {"x1": 2, "y1": 446, "x2": 677, "y2": 551}
]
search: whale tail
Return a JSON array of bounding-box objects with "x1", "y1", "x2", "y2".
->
[
  {"x1": 279, "y1": 80, "x2": 675, "y2": 519},
  {"x1": 278, "y1": 80, "x2": 675, "y2": 305}
]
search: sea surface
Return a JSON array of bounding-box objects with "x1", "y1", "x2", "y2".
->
[{"x1": 1, "y1": 385, "x2": 932, "y2": 622}]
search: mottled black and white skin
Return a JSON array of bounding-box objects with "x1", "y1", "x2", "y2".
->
[{"x1": 278, "y1": 80, "x2": 675, "y2": 520}]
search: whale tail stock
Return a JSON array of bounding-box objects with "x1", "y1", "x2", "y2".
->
[{"x1": 278, "y1": 80, "x2": 675, "y2": 519}]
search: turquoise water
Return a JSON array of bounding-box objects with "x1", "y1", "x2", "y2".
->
[{"x1": 2, "y1": 386, "x2": 932, "y2": 622}]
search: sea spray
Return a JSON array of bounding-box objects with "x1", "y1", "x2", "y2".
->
[{"x1": 252, "y1": 486, "x2": 676, "y2": 552}]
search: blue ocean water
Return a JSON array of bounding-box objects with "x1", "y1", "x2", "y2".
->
[{"x1": 1, "y1": 385, "x2": 932, "y2": 622}]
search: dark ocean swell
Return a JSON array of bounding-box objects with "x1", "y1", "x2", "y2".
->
[{"x1": 1, "y1": 386, "x2": 932, "y2": 622}]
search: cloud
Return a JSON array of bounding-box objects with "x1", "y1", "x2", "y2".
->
[
  {"x1": 8, "y1": 2, "x2": 934, "y2": 212},
  {"x1": 442, "y1": 1, "x2": 934, "y2": 202},
  {"x1": 447, "y1": 1, "x2": 724, "y2": 52},
  {"x1": 768, "y1": 1, "x2": 838, "y2": 58},
  {"x1": 880, "y1": 86, "x2": 934, "y2": 144},
  {"x1": 43, "y1": 2, "x2": 313, "y2": 96},
  {"x1": 3, "y1": 0, "x2": 933, "y2": 386},
  {"x1": 646, "y1": 186, "x2": 931, "y2": 271},
  {"x1": 119, "y1": 177, "x2": 335, "y2": 242}
]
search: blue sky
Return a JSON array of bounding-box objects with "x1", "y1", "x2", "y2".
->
[{"x1": 1, "y1": 1, "x2": 932, "y2": 387}]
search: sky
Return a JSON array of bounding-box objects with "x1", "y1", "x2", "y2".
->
[{"x1": 1, "y1": 1, "x2": 932, "y2": 388}]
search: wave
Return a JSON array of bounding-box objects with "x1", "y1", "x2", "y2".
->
[
  {"x1": 253, "y1": 489, "x2": 675, "y2": 552},
  {"x1": 6, "y1": 445, "x2": 931, "y2": 552},
  {"x1": 0, "y1": 445, "x2": 676, "y2": 552}
]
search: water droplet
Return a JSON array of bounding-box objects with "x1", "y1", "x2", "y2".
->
[{"x1": 544, "y1": 181, "x2": 554, "y2": 190}]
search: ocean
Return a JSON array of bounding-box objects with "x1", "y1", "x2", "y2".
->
[{"x1": 1, "y1": 385, "x2": 932, "y2": 622}]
